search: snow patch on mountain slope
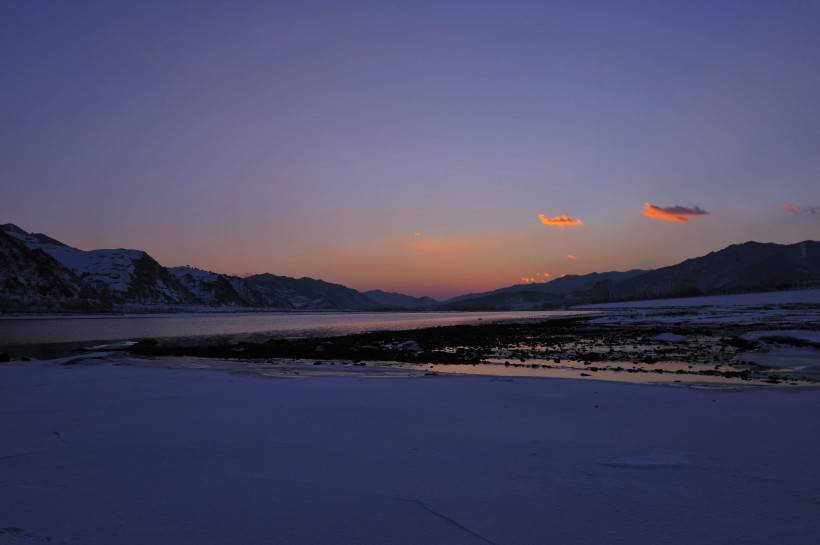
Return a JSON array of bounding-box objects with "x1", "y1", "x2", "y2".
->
[
  {"x1": 43, "y1": 246, "x2": 144, "y2": 294},
  {"x1": 170, "y1": 266, "x2": 220, "y2": 282},
  {"x1": 167, "y1": 266, "x2": 250, "y2": 306},
  {"x1": 3, "y1": 225, "x2": 144, "y2": 294}
]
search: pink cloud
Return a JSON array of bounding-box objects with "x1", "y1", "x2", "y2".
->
[
  {"x1": 782, "y1": 203, "x2": 819, "y2": 216},
  {"x1": 642, "y1": 203, "x2": 709, "y2": 224},
  {"x1": 539, "y1": 214, "x2": 584, "y2": 228}
]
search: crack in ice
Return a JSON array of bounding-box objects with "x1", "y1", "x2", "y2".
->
[{"x1": 390, "y1": 496, "x2": 502, "y2": 545}]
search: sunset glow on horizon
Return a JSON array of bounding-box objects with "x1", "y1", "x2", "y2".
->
[{"x1": 2, "y1": 1, "x2": 819, "y2": 299}]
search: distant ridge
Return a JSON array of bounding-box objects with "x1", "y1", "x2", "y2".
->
[
  {"x1": 364, "y1": 290, "x2": 438, "y2": 310},
  {"x1": 2, "y1": 223, "x2": 819, "y2": 312},
  {"x1": 441, "y1": 240, "x2": 820, "y2": 310},
  {"x1": 0, "y1": 224, "x2": 433, "y2": 312},
  {"x1": 441, "y1": 270, "x2": 646, "y2": 310}
]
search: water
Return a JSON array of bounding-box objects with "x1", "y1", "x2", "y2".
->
[
  {"x1": 416, "y1": 362, "x2": 786, "y2": 386},
  {"x1": 0, "y1": 311, "x2": 584, "y2": 346}
]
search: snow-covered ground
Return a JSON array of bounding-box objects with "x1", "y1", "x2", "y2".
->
[
  {"x1": 584, "y1": 291, "x2": 820, "y2": 327},
  {"x1": 576, "y1": 288, "x2": 820, "y2": 309},
  {"x1": 742, "y1": 330, "x2": 820, "y2": 344},
  {"x1": 2, "y1": 360, "x2": 820, "y2": 545}
]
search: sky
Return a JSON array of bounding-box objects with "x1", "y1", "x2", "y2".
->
[{"x1": 2, "y1": 1, "x2": 819, "y2": 299}]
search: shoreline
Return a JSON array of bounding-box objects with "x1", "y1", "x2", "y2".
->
[
  {"x1": 0, "y1": 310, "x2": 589, "y2": 347},
  {"x1": 121, "y1": 311, "x2": 820, "y2": 387},
  {"x1": 3, "y1": 308, "x2": 817, "y2": 388},
  {"x1": 3, "y1": 287, "x2": 818, "y2": 318},
  {"x1": 2, "y1": 301, "x2": 818, "y2": 388},
  {"x1": 4, "y1": 352, "x2": 818, "y2": 391}
]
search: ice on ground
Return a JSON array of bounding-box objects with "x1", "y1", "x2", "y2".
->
[
  {"x1": 83, "y1": 340, "x2": 138, "y2": 350},
  {"x1": 588, "y1": 305, "x2": 819, "y2": 326},
  {"x1": 736, "y1": 347, "x2": 820, "y2": 375},
  {"x1": 42, "y1": 352, "x2": 112, "y2": 367},
  {"x1": 603, "y1": 453, "x2": 692, "y2": 468},
  {"x1": 0, "y1": 527, "x2": 51, "y2": 544},
  {"x1": 735, "y1": 331, "x2": 820, "y2": 376},
  {"x1": 2, "y1": 360, "x2": 820, "y2": 545},
  {"x1": 742, "y1": 330, "x2": 820, "y2": 345},
  {"x1": 576, "y1": 288, "x2": 820, "y2": 309}
]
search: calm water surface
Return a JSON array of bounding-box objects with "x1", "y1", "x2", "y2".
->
[{"x1": 0, "y1": 311, "x2": 585, "y2": 345}]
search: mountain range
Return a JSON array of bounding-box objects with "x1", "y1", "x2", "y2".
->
[
  {"x1": 1, "y1": 223, "x2": 819, "y2": 312},
  {"x1": 442, "y1": 239, "x2": 820, "y2": 310}
]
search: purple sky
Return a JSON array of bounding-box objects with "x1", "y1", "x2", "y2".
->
[{"x1": 2, "y1": 1, "x2": 819, "y2": 298}]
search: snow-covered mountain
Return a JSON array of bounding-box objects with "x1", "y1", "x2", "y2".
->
[
  {"x1": 0, "y1": 228, "x2": 109, "y2": 312},
  {"x1": 167, "y1": 267, "x2": 385, "y2": 310},
  {"x1": 4, "y1": 223, "x2": 818, "y2": 313},
  {"x1": 2, "y1": 224, "x2": 196, "y2": 306},
  {"x1": 0, "y1": 224, "x2": 426, "y2": 312},
  {"x1": 441, "y1": 271, "x2": 645, "y2": 310},
  {"x1": 5, "y1": 224, "x2": 142, "y2": 294},
  {"x1": 243, "y1": 274, "x2": 380, "y2": 310},
  {"x1": 602, "y1": 240, "x2": 820, "y2": 301},
  {"x1": 168, "y1": 266, "x2": 254, "y2": 307},
  {"x1": 442, "y1": 241, "x2": 820, "y2": 309}
]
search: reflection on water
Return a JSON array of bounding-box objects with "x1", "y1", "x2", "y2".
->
[
  {"x1": 0, "y1": 310, "x2": 584, "y2": 345},
  {"x1": 415, "y1": 361, "x2": 805, "y2": 387},
  {"x1": 120, "y1": 356, "x2": 809, "y2": 388}
]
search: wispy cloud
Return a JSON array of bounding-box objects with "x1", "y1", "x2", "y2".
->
[
  {"x1": 641, "y1": 203, "x2": 709, "y2": 224},
  {"x1": 782, "y1": 203, "x2": 819, "y2": 216},
  {"x1": 538, "y1": 214, "x2": 584, "y2": 228},
  {"x1": 567, "y1": 254, "x2": 577, "y2": 261}
]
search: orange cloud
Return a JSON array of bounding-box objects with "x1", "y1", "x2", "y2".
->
[
  {"x1": 641, "y1": 203, "x2": 709, "y2": 224},
  {"x1": 538, "y1": 214, "x2": 584, "y2": 228},
  {"x1": 782, "y1": 203, "x2": 819, "y2": 215},
  {"x1": 567, "y1": 254, "x2": 577, "y2": 260}
]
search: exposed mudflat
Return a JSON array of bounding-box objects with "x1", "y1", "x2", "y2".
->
[{"x1": 120, "y1": 305, "x2": 820, "y2": 387}]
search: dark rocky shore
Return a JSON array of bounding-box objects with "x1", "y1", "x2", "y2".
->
[{"x1": 128, "y1": 315, "x2": 820, "y2": 385}]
